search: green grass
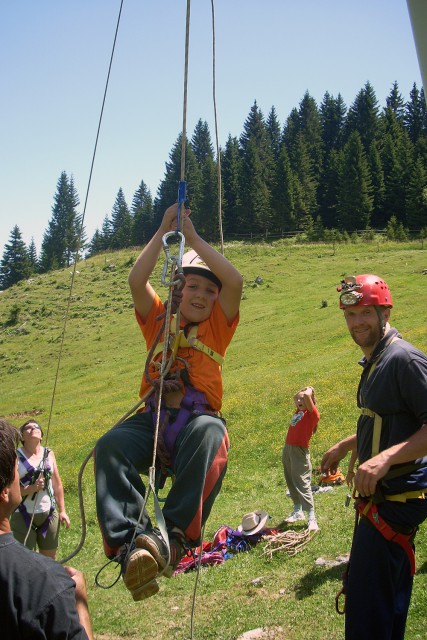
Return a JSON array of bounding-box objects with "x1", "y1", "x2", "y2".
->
[{"x1": 1, "y1": 239, "x2": 427, "y2": 639}]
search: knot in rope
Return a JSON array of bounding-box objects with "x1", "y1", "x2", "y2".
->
[{"x1": 161, "y1": 274, "x2": 185, "y2": 316}]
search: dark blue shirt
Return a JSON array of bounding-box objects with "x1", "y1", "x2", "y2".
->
[
  {"x1": 356, "y1": 327, "x2": 427, "y2": 494},
  {"x1": 0, "y1": 532, "x2": 88, "y2": 639}
]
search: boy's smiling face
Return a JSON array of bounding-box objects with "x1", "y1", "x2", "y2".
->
[{"x1": 180, "y1": 274, "x2": 219, "y2": 324}]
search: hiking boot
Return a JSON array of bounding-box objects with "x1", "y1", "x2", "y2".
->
[
  {"x1": 284, "y1": 510, "x2": 306, "y2": 524},
  {"x1": 122, "y1": 547, "x2": 159, "y2": 602},
  {"x1": 136, "y1": 527, "x2": 186, "y2": 578},
  {"x1": 308, "y1": 518, "x2": 319, "y2": 533}
]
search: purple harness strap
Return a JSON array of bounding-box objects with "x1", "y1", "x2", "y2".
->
[
  {"x1": 163, "y1": 386, "x2": 215, "y2": 456},
  {"x1": 146, "y1": 385, "x2": 219, "y2": 475}
]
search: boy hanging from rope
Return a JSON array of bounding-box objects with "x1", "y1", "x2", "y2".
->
[{"x1": 95, "y1": 203, "x2": 243, "y2": 601}]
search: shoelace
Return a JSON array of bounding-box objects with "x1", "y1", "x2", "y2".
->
[{"x1": 94, "y1": 542, "x2": 132, "y2": 589}]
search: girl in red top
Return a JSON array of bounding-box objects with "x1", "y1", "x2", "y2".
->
[{"x1": 282, "y1": 386, "x2": 320, "y2": 532}]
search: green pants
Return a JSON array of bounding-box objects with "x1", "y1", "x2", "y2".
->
[
  {"x1": 282, "y1": 442, "x2": 314, "y2": 512},
  {"x1": 95, "y1": 410, "x2": 229, "y2": 557}
]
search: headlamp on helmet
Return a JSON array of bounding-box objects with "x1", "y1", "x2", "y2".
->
[{"x1": 337, "y1": 274, "x2": 393, "y2": 309}]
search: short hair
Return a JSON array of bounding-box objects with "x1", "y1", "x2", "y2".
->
[
  {"x1": 20, "y1": 419, "x2": 43, "y2": 440},
  {"x1": 0, "y1": 420, "x2": 19, "y2": 492}
]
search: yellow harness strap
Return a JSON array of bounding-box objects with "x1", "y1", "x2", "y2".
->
[
  {"x1": 384, "y1": 490, "x2": 426, "y2": 502},
  {"x1": 360, "y1": 335, "x2": 400, "y2": 457},
  {"x1": 358, "y1": 336, "x2": 426, "y2": 504},
  {"x1": 151, "y1": 318, "x2": 224, "y2": 366},
  {"x1": 360, "y1": 407, "x2": 382, "y2": 457}
]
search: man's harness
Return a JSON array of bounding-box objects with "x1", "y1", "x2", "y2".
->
[{"x1": 336, "y1": 335, "x2": 426, "y2": 614}]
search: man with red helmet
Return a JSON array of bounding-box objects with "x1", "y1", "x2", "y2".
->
[{"x1": 321, "y1": 274, "x2": 427, "y2": 640}]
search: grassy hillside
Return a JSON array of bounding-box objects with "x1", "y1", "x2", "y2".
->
[{"x1": 1, "y1": 239, "x2": 427, "y2": 640}]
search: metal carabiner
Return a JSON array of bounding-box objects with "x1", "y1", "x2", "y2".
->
[{"x1": 161, "y1": 231, "x2": 185, "y2": 287}]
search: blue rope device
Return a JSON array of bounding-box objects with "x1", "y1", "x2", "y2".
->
[{"x1": 176, "y1": 180, "x2": 187, "y2": 233}]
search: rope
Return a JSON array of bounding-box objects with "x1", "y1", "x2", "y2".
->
[
  {"x1": 21, "y1": 0, "x2": 124, "y2": 556},
  {"x1": 180, "y1": 0, "x2": 191, "y2": 186},
  {"x1": 44, "y1": 0, "x2": 124, "y2": 452},
  {"x1": 210, "y1": 0, "x2": 224, "y2": 255},
  {"x1": 122, "y1": 0, "x2": 193, "y2": 562},
  {"x1": 262, "y1": 528, "x2": 313, "y2": 558},
  {"x1": 190, "y1": 523, "x2": 206, "y2": 640}
]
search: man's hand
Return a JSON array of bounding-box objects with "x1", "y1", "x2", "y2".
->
[
  {"x1": 320, "y1": 443, "x2": 343, "y2": 475},
  {"x1": 321, "y1": 435, "x2": 357, "y2": 475},
  {"x1": 354, "y1": 451, "x2": 391, "y2": 497}
]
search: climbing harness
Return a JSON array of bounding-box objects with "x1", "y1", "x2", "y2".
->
[
  {"x1": 150, "y1": 316, "x2": 224, "y2": 367},
  {"x1": 358, "y1": 499, "x2": 417, "y2": 575},
  {"x1": 335, "y1": 331, "x2": 426, "y2": 613},
  {"x1": 17, "y1": 447, "x2": 56, "y2": 542},
  {"x1": 358, "y1": 334, "x2": 399, "y2": 457}
]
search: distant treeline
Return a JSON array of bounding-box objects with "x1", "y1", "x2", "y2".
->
[{"x1": 1, "y1": 81, "x2": 427, "y2": 290}]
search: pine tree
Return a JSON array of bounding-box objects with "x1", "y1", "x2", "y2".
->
[
  {"x1": 298, "y1": 91, "x2": 323, "y2": 181},
  {"x1": 406, "y1": 158, "x2": 427, "y2": 229},
  {"x1": 110, "y1": 188, "x2": 133, "y2": 249},
  {"x1": 282, "y1": 107, "x2": 300, "y2": 152},
  {"x1": 191, "y1": 120, "x2": 214, "y2": 164},
  {"x1": 190, "y1": 121, "x2": 218, "y2": 239},
  {"x1": 154, "y1": 134, "x2": 199, "y2": 231},
  {"x1": 367, "y1": 142, "x2": 385, "y2": 226},
  {"x1": 87, "y1": 229, "x2": 106, "y2": 257},
  {"x1": 195, "y1": 155, "x2": 220, "y2": 241},
  {"x1": 404, "y1": 83, "x2": 425, "y2": 143},
  {"x1": 320, "y1": 92, "x2": 346, "y2": 154},
  {"x1": 273, "y1": 143, "x2": 296, "y2": 231},
  {"x1": 239, "y1": 102, "x2": 275, "y2": 233},
  {"x1": 0, "y1": 225, "x2": 31, "y2": 289},
  {"x1": 243, "y1": 137, "x2": 274, "y2": 233},
  {"x1": 381, "y1": 126, "x2": 414, "y2": 225},
  {"x1": 386, "y1": 81, "x2": 405, "y2": 123},
  {"x1": 291, "y1": 132, "x2": 318, "y2": 227},
  {"x1": 100, "y1": 215, "x2": 113, "y2": 249},
  {"x1": 266, "y1": 106, "x2": 282, "y2": 161},
  {"x1": 337, "y1": 131, "x2": 373, "y2": 231},
  {"x1": 345, "y1": 82, "x2": 380, "y2": 153},
  {"x1": 27, "y1": 237, "x2": 39, "y2": 273},
  {"x1": 381, "y1": 132, "x2": 403, "y2": 223},
  {"x1": 39, "y1": 171, "x2": 82, "y2": 271},
  {"x1": 221, "y1": 135, "x2": 242, "y2": 236},
  {"x1": 318, "y1": 148, "x2": 342, "y2": 228},
  {"x1": 131, "y1": 181, "x2": 153, "y2": 245}
]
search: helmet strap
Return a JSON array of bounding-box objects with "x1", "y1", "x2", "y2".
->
[{"x1": 375, "y1": 306, "x2": 387, "y2": 336}]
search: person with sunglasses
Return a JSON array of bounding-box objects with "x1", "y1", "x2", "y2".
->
[{"x1": 10, "y1": 420, "x2": 70, "y2": 559}]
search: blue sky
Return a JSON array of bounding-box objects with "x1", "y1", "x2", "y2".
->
[{"x1": 0, "y1": 1, "x2": 423, "y2": 254}]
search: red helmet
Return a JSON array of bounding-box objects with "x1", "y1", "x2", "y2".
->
[{"x1": 337, "y1": 274, "x2": 393, "y2": 309}]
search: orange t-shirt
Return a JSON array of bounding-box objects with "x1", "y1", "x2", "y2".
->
[{"x1": 135, "y1": 293, "x2": 239, "y2": 411}]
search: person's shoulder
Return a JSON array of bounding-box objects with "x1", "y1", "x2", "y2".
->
[
  {"x1": 392, "y1": 333, "x2": 427, "y2": 361},
  {"x1": 3, "y1": 536, "x2": 70, "y2": 585},
  {"x1": 209, "y1": 298, "x2": 239, "y2": 328}
]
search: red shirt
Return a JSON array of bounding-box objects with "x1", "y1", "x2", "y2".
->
[{"x1": 285, "y1": 406, "x2": 320, "y2": 448}]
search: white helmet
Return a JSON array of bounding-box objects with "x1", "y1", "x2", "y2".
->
[{"x1": 182, "y1": 250, "x2": 222, "y2": 289}]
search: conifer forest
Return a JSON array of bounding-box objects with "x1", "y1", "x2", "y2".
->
[{"x1": 1, "y1": 81, "x2": 427, "y2": 290}]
